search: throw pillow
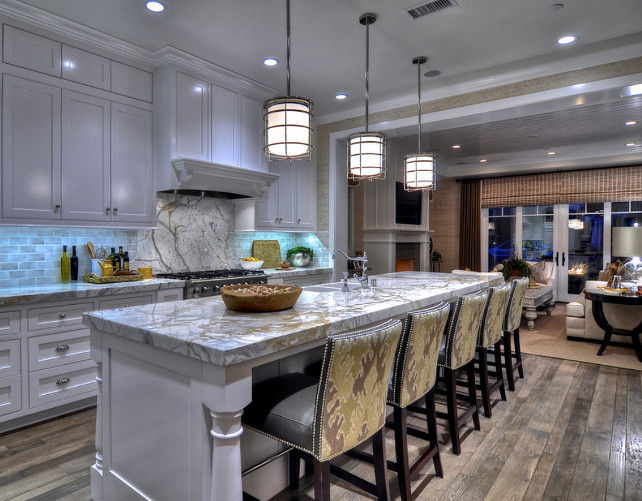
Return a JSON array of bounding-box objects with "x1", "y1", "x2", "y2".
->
[{"x1": 529, "y1": 260, "x2": 547, "y2": 284}]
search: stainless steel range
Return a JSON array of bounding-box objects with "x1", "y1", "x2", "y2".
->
[{"x1": 157, "y1": 269, "x2": 267, "y2": 299}]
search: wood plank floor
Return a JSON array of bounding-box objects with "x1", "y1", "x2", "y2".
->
[{"x1": 1, "y1": 354, "x2": 640, "y2": 500}]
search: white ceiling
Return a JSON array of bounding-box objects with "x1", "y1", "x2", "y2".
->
[{"x1": 14, "y1": 0, "x2": 642, "y2": 178}]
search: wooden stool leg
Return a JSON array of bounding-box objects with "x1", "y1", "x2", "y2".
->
[
  {"x1": 445, "y1": 367, "x2": 461, "y2": 455},
  {"x1": 503, "y1": 330, "x2": 516, "y2": 391},
  {"x1": 372, "y1": 428, "x2": 391, "y2": 501},
  {"x1": 514, "y1": 327, "x2": 524, "y2": 378},
  {"x1": 314, "y1": 459, "x2": 330, "y2": 501},
  {"x1": 494, "y1": 340, "x2": 507, "y2": 401},
  {"x1": 425, "y1": 389, "x2": 443, "y2": 478},
  {"x1": 288, "y1": 449, "x2": 300, "y2": 489},
  {"x1": 393, "y1": 407, "x2": 412, "y2": 501},
  {"x1": 478, "y1": 346, "x2": 491, "y2": 418},
  {"x1": 466, "y1": 360, "x2": 481, "y2": 431}
]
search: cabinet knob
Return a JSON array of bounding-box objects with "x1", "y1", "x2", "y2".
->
[
  {"x1": 275, "y1": 218, "x2": 279, "y2": 223},
  {"x1": 55, "y1": 344, "x2": 70, "y2": 352},
  {"x1": 113, "y1": 208, "x2": 118, "y2": 216},
  {"x1": 56, "y1": 377, "x2": 70, "y2": 386},
  {"x1": 106, "y1": 208, "x2": 111, "y2": 215},
  {"x1": 54, "y1": 204, "x2": 61, "y2": 213},
  {"x1": 59, "y1": 313, "x2": 66, "y2": 319},
  {"x1": 297, "y1": 219, "x2": 301, "y2": 224}
]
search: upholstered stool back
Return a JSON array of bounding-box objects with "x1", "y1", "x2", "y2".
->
[
  {"x1": 442, "y1": 290, "x2": 489, "y2": 370},
  {"x1": 314, "y1": 319, "x2": 402, "y2": 461},
  {"x1": 390, "y1": 302, "x2": 450, "y2": 409},
  {"x1": 504, "y1": 278, "x2": 529, "y2": 332},
  {"x1": 478, "y1": 283, "x2": 512, "y2": 348}
]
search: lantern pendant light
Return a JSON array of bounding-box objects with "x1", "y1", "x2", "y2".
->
[
  {"x1": 264, "y1": 0, "x2": 313, "y2": 161},
  {"x1": 347, "y1": 14, "x2": 386, "y2": 181},
  {"x1": 404, "y1": 56, "x2": 436, "y2": 191}
]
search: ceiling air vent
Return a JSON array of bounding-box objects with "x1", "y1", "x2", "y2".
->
[{"x1": 405, "y1": 0, "x2": 458, "y2": 20}]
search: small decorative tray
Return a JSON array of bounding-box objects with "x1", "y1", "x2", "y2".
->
[
  {"x1": 83, "y1": 272, "x2": 144, "y2": 284},
  {"x1": 598, "y1": 287, "x2": 632, "y2": 295}
]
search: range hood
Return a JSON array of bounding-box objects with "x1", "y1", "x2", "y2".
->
[{"x1": 166, "y1": 158, "x2": 279, "y2": 199}]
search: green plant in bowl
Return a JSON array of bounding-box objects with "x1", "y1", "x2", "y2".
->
[
  {"x1": 286, "y1": 246, "x2": 314, "y2": 267},
  {"x1": 502, "y1": 253, "x2": 531, "y2": 281}
]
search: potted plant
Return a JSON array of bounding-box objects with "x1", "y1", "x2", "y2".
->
[
  {"x1": 286, "y1": 246, "x2": 314, "y2": 267},
  {"x1": 502, "y1": 253, "x2": 531, "y2": 281},
  {"x1": 431, "y1": 251, "x2": 442, "y2": 262}
]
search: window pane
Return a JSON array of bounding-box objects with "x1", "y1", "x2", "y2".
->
[
  {"x1": 488, "y1": 216, "x2": 515, "y2": 271},
  {"x1": 567, "y1": 213, "x2": 603, "y2": 295},
  {"x1": 631, "y1": 201, "x2": 642, "y2": 211},
  {"x1": 489, "y1": 208, "x2": 502, "y2": 216},
  {"x1": 586, "y1": 202, "x2": 604, "y2": 213},
  {"x1": 523, "y1": 214, "x2": 554, "y2": 261},
  {"x1": 541, "y1": 205, "x2": 554, "y2": 215},
  {"x1": 523, "y1": 206, "x2": 537, "y2": 215},
  {"x1": 612, "y1": 201, "x2": 629, "y2": 212},
  {"x1": 503, "y1": 207, "x2": 516, "y2": 215},
  {"x1": 569, "y1": 203, "x2": 585, "y2": 214}
]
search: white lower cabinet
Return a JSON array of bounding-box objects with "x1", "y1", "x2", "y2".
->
[
  {"x1": 269, "y1": 272, "x2": 332, "y2": 286},
  {"x1": 0, "y1": 286, "x2": 183, "y2": 431}
]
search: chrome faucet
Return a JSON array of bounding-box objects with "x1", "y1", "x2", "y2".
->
[{"x1": 332, "y1": 249, "x2": 369, "y2": 289}]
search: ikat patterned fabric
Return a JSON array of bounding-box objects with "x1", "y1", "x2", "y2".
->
[
  {"x1": 313, "y1": 319, "x2": 402, "y2": 461},
  {"x1": 504, "y1": 278, "x2": 529, "y2": 332},
  {"x1": 390, "y1": 302, "x2": 450, "y2": 408},
  {"x1": 440, "y1": 291, "x2": 488, "y2": 370},
  {"x1": 478, "y1": 283, "x2": 512, "y2": 348}
]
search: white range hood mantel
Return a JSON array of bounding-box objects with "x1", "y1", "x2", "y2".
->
[{"x1": 170, "y1": 158, "x2": 279, "y2": 198}]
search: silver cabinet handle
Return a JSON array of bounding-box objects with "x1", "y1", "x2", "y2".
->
[
  {"x1": 113, "y1": 208, "x2": 118, "y2": 216},
  {"x1": 297, "y1": 218, "x2": 301, "y2": 224},
  {"x1": 275, "y1": 217, "x2": 279, "y2": 223},
  {"x1": 55, "y1": 344, "x2": 70, "y2": 352},
  {"x1": 59, "y1": 313, "x2": 66, "y2": 319},
  {"x1": 106, "y1": 208, "x2": 111, "y2": 215},
  {"x1": 56, "y1": 377, "x2": 70, "y2": 385},
  {"x1": 54, "y1": 204, "x2": 61, "y2": 213}
]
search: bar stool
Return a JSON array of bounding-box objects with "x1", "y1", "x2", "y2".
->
[
  {"x1": 388, "y1": 302, "x2": 451, "y2": 501},
  {"x1": 242, "y1": 319, "x2": 402, "y2": 501},
  {"x1": 476, "y1": 283, "x2": 512, "y2": 418},
  {"x1": 435, "y1": 290, "x2": 488, "y2": 455},
  {"x1": 502, "y1": 278, "x2": 529, "y2": 391}
]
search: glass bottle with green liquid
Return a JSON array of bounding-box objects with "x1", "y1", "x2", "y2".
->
[{"x1": 61, "y1": 245, "x2": 70, "y2": 282}]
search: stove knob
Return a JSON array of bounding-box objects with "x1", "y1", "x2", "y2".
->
[
  {"x1": 215, "y1": 286, "x2": 220, "y2": 291},
  {"x1": 192, "y1": 287, "x2": 201, "y2": 295},
  {"x1": 202, "y1": 286, "x2": 210, "y2": 293}
]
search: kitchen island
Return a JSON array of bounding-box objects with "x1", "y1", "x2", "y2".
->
[{"x1": 83, "y1": 271, "x2": 502, "y2": 501}]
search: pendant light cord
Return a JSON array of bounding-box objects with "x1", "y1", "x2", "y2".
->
[
  {"x1": 286, "y1": 0, "x2": 291, "y2": 96},
  {"x1": 364, "y1": 18, "x2": 370, "y2": 133},
  {"x1": 417, "y1": 59, "x2": 421, "y2": 152}
]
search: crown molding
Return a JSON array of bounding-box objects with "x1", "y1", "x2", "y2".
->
[
  {"x1": 154, "y1": 46, "x2": 277, "y2": 100},
  {"x1": 0, "y1": 0, "x2": 155, "y2": 66}
]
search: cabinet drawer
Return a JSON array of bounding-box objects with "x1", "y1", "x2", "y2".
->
[
  {"x1": 62, "y1": 45, "x2": 111, "y2": 90},
  {"x1": 156, "y1": 289, "x2": 184, "y2": 303},
  {"x1": 28, "y1": 329, "x2": 90, "y2": 371},
  {"x1": 98, "y1": 294, "x2": 153, "y2": 310},
  {"x1": 0, "y1": 310, "x2": 20, "y2": 337},
  {"x1": 0, "y1": 375, "x2": 22, "y2": 417},
  {"x1": 111, "y1": 61, "x2": 153, "y2": 102},
  {"x1": 0, "y1": 339, "x2": 20, "y2": 378},
  {"x1": 27, "y1": 302, "x2": 94, "y2": 332},
  {"x1": 29, "y1": 359, "x2": 96, "y2": 407},
  {"x1": 3, "y1": 25, "x2": 62, "y2": 77}
]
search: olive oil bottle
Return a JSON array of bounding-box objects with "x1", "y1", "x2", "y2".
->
[{"x1": 60, "y1": 245, "x2": 70, "y2": 282}]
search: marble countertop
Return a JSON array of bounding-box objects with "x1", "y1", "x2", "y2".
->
[
  {"x1": 264, "y1": 265, "x2": 333, "y2": 279},
  {"x1": 0, "y1": 278, "x2": 185, "y2": 307},
  {"x1": 83, "y1": 272, "x2": 503, "y2": 367}
]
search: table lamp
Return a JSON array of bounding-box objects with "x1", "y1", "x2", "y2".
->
[{"x1": 612, "y1": 226, "x2": 642, "y2": 283}]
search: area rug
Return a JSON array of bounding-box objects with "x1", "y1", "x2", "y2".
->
[{"x1": 519, "y1": 304, "x2": 642, "y2": 371}]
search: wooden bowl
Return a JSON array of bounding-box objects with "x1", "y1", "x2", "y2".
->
[{"x1": 220, "y1": 284, "x2": 303, "y2": 312}]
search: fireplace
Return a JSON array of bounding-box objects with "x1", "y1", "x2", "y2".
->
[{"x1": 395, "y1": 243, "x2": 420, "y2": 271}]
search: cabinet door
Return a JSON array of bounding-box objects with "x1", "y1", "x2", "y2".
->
[
  {"x1": 2, "y1": 75, "x2": 62, "y2": 220},
  {"x1": 110, "y1": 103, "x2": 154, "y2": 223},
  {"x1": 295, "y1": 160, "x2": 316, "y2": 230},
  {"x1": 175, "y1": 71, "x2": 209, "y2": 160},
  {"x1": 211, "y1": 84, "x2": 240, "y2": 166},
  {"x1": 62, "y1": 90, "x2": 111, "y2": 221},
  {"x1": 255, "y1": 163, "x2": 279, "y2": 228},
  {"x1": 3, "y1": 26, "x2": 62, "y2": 77},
  {"x1": 276, "y1": 161, "x2": 296, "y2": 227},
  {"x1": 240, "y1": 95, "x2": 267, "y2": 172},
  {"x1": 62, "y1": 45, "x2": 111, "y2": 91}
]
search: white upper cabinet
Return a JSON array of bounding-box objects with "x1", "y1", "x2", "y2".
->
[
  {"x1": 110, "y1": 61, "x2": 153, "y2": 103},
  {"x1": 175, "y1": 71, "x2": 209, "y2": 160},
  {"x1": 110, "y1": 103, "x2": 154, "y2": 223},
  {"x1": 2, "y1": 75, "x2": 62, "y2": 220},
  {"x1": 61, "y1": 90, "x2": 111, "y2": 221},
  {"x1": 240, "y1": 95, "x2": 267, "y2": 172},
  {"x1": 3, "y1": 26, "x2": 61, "y2": 77},
  {"x1": 61, "y1": 45, "x2": 111, "y2": 91},
  {"x1": 211, "y1": 84, "x2": 239, "y2": 166}
]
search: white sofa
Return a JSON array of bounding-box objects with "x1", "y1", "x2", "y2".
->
[{"x1": 566, "y1": 280, "x2": 642, "y2": 343}]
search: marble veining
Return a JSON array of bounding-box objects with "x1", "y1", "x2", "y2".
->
[
  {"x1": 83, "y1": 272, "x2": 502, "y2": 367},
  {"x1": 0, "y1": 278, "x2": 185, "y2": 307}
]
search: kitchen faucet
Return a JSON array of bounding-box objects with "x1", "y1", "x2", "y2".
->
[{"x1": 332, "y1": 249, "x2": 369, "y2": 289}]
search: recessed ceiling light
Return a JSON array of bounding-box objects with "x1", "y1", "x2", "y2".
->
[
  {"x1": 625, "y1": 120, "x2": 638, "y2": 126},
  {"x1": 479, "y1": 159, "x2": 487, "y2": 163},
  {"x1": 335, "y1": 93, "x2": 348, "y2": 100},
  {"x1": 452, "y1": 144, "x2": 461, "y2": 149},
  {"x1": 547, "y1": 151, "x2": 556, "y2": 155},
  {"x1": 263, "y1": 58, "x2": 278, "y2": 66},
  {"x1": 549, "y1": 4, "x2": 564, "y2": 11},
  {"x1": 626, "y1": 142, "x2": 637, "y2": 147},
  {"x1": 424, "y1": 70, "x2": 441, "y2": 78},
  {"x1": 557, "y1": 35, "x2": 577, "y2": 45},
  {"x1": 146, "y1": 1, "x2": 166, "y2": 13}
]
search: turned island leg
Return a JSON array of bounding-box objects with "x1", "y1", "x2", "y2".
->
[{"x1": 524, "y1": 307, "x2": 537, "y2": 331}]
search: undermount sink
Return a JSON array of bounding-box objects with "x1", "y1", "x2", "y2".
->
[{"x1": 304, "y1": 282, "x2": 362, "y2": 292}]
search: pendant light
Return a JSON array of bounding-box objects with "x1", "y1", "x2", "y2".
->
[
  {"x1": 264, "y1": 0, "x2": 313, "y2": 161},
  {"x1": 347, "y1": 14, "x2": 386, "y2": 180},
  {"x1": 404, "y1": 56, "x2": 436, "y2": 191}
]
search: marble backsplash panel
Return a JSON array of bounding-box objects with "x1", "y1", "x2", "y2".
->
[{"x1": 135, "y1": 193, "x2": 237, "y2": 273}]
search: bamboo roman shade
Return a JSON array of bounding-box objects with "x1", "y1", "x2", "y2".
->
[{"x1": 481, "y1": 165, "x2": 642, "y2": 208}]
